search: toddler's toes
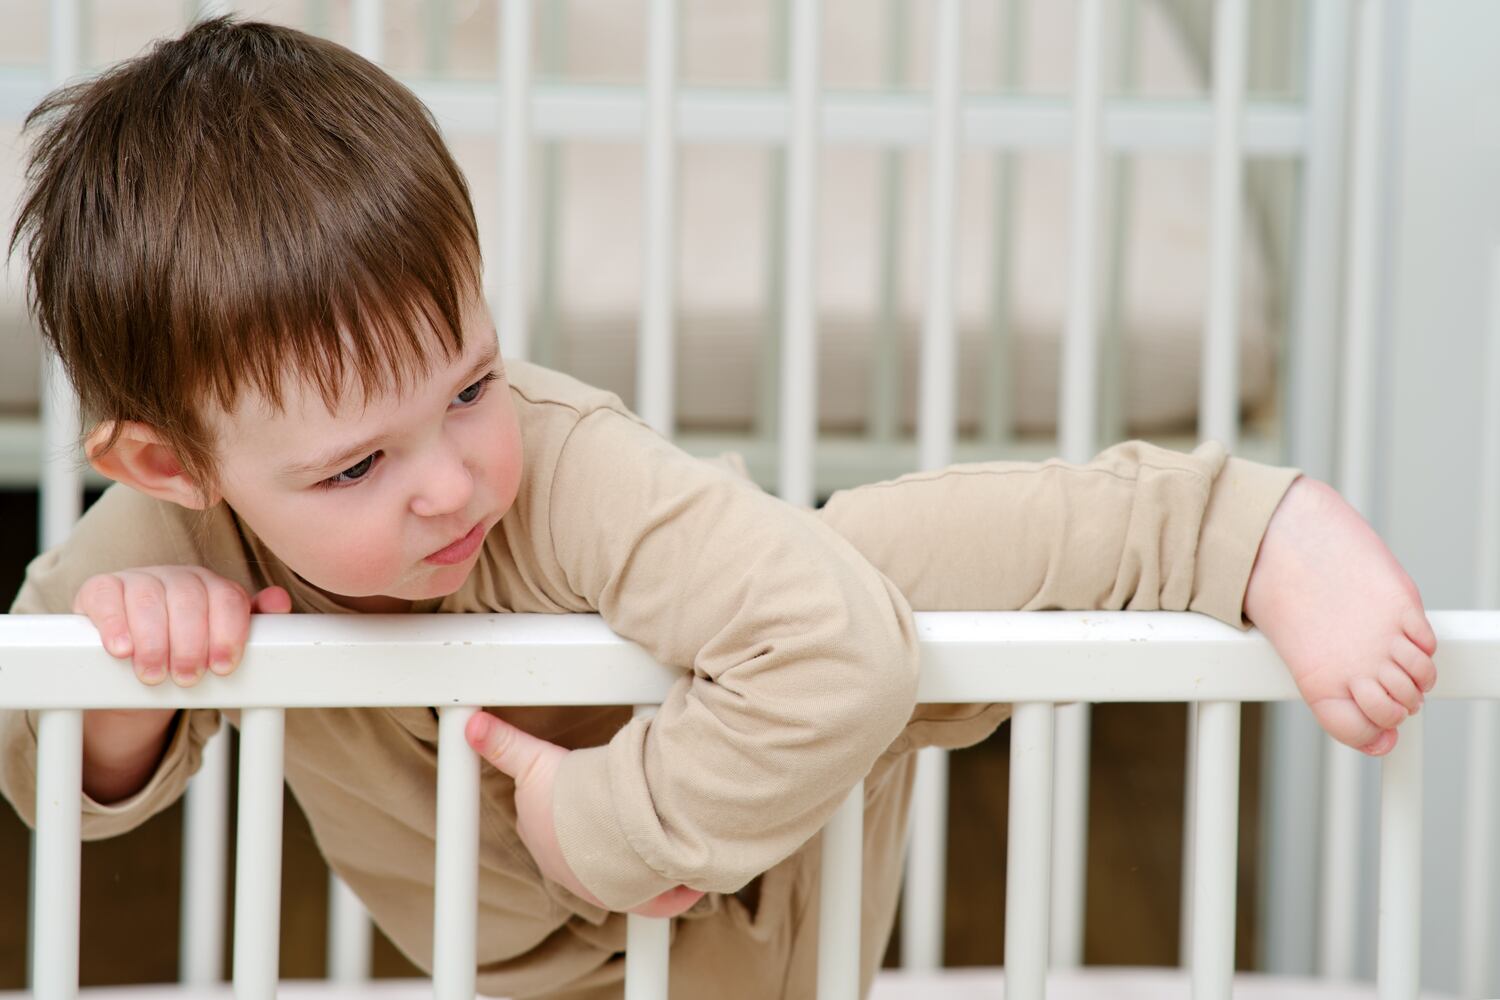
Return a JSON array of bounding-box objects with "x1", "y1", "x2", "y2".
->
[
  {"x1": 1379, "y1": 661, "x2": 1423, "y2": 715},
  {"x1": 1390, "y1": 633, "x2": 1436, "y2": 693},
  {"x1": 1351, "y1": 676, "x2": 1408, "y2": 731},
  {"x1": 1312, "y1": 698, "x2": 1385, "y2": 754},
  {"x1": 1402, "y1": 606, "x2": 1438, "y2": 657}
]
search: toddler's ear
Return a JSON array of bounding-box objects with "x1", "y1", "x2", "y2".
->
[{"x1": 85, "y1": 421, "x2": 218, "y2": 510}]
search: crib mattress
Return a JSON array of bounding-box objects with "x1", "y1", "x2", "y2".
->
[{"x1": 0, "y1": 969, "x2": 1454, "y2": 999}]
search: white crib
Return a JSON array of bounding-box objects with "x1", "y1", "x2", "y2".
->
[
  {"x1": 5, "y1": 611, "x2": 1499, "y2": 1000},
  {"x1": 2, "y1": 0, "x2": 1500, "y2": 997}
]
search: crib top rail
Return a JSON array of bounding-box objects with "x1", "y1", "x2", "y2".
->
[{"x1": 2, "y1": 609, "x2": 1497, "y2": 710}]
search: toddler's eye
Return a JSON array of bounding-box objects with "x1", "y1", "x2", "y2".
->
[
  {"x1": 321, "y1": 452, "x2": 379, "y2": 488},
  {"x1": 454, "y1": 371, "x2": 498, "y2": 406}
]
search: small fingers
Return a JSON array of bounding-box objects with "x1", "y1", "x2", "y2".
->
[
  {"x1": 120, "y1": 573, "x2": 170, "y2": 685},
  {"x1": 250, "y1": 585, "x2": 292, "y2": 614},
  {"x1": 199, "y1": 573, "x2": 252, "y2": 677},
  {"x1": 163, "y1": 572, "x2": 211, "y2": 687},
  {"x1": 466, "y1": 712, "x2": 553, "y2": 785},
  {"x1": 1350, "y1": 676, "x2": 1408, "y2": 731},
  {"x1": 74, "y1": 575, "x2": 133, "y2": 659}
]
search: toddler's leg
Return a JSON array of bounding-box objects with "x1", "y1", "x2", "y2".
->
[{"x1": 814, "y1": 442, "x2": 1436, "y2": 756}]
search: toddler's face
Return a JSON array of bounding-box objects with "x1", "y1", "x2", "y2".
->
[{"x1": 206, "y1": 293, "x2": 522, "y2": 611}]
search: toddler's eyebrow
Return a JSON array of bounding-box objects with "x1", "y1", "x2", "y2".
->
[{"x1": 279, "y1": 343, "x2": 499, "y2": 478}]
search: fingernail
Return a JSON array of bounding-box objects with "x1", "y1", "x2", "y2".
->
[
  {"x1": 174, "y1": 667, "x2": 201, "y2": 687},
  {"x1": 210, "y1": 657, "x2": 233, "y2": 677},
  {"x1": 140, "y1": 664, "x2": 164, "y2": 683},
  {"x1": 469, "y1": 713, "x2": 493, "y2": 744},
  {"x1": 108, "y1": 637, "x2": 130, "y2": 657}
]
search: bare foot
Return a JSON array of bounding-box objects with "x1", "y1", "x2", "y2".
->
[{"x1": 1243, "y1": 477, "x2": 1438, "y2": 756}]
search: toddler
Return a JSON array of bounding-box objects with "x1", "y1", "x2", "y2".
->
[{"x1": 0, "y1": 18, "x2": 1435, "y2": 999}]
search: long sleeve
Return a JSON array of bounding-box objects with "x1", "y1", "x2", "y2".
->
[
  {"x1": 815, "y1": 439, "x2": 1301, "y2": 754},
  {"x1": 540, "y1": 408, "x2": 922, "y2": 910},
  {"x1": 817, "y1": 440, "x2": 1297, "y2": 624}
]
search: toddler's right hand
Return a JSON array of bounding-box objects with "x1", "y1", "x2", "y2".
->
[{"x1": 72, "y1": 567, "x2": 291, "y2": 687}]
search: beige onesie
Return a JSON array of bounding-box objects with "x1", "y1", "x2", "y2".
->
[{"x1": 0, "y1": 360, "x2": 1299, "y2": 998}]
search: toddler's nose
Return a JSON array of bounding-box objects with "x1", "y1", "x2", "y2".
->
[{"x1": 410, "y1": 441, "x2": 475, "y2": 518}]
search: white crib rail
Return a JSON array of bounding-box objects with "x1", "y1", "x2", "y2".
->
[{"x1": 10, "y1": 610, "x2": 1500, "y2": 999}]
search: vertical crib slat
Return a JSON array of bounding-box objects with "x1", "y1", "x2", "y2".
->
[
  {"x1": 1189, "y1": 701, "x2": 1241, "y2": 1000},
  {"x1": 40, "y1": 1, "x2": 81, "y2": 555},
  {"x1": 1377, "y1": 714, "x2": 1423, "y2": 1000},
  {"x1": 624, "y1": 704, "x2": 670, "y2": 1000},
  {"x1": 1319, "y1": 745, "x2": 1362, "y2": 978},
  {"x1": 817, "y1": 781, "x2": 864, "y2": 1000},
  {"x1": 1288, "y1": 0, "x2": 1351, "y2": 487},
  {"x1": 1198, "y1": 0, "x2": 1247, "y2": 451},
  {"x1": 33, "y1": 709, "x2": 82, "y2": 1000},
  {"x1": 1323, "y1": 0, "x2": 1390, "y2": 977},
  {"x1": 1337, "y1": 0, "x2": 1387, "y2": 516},
  {"x1": 637, "y1": 0, "x2": 678, "y2": 437},
  {"x1": 30, "y1": 9, "x2": 83, "y2": 992},
  {"x1": 1004, "y1": 702, "x2": 1054, "y2": 1000},
  {"x1": 499, "y1": 0, "x2": 533, "y2": 362},
  {"x1": 1184, "y1": 1, "x2": 1248, "y2": 964},
  {"x1": 979, "y1": 0, "x2": 1025, "y2": 450},
  {"x1": 433, "y1": 705, "x2": 480, "y2": 998},
  {"x1": 775, "y1": 0, "x2": 822, "y2": 508},
  {"x1": 327, "y1": 873, "x2": 373, "y2": 983},
  {"x1": 901, "y1": 746, "x2": 947, "y2": 971},
  {"x1": 180, "y1": 730, "x2": 229, "y2": 985},
  {"x1": 1052, "y1": 0, "x2": 1106, "y2": 970},
  {"x1": 624, "y1": 912, "x2": 669, "y2": 1000},
  {"x1": 233, "y1": 708, "x2": 286, "y2": 999},
  {"x1": 1058, "y1": 0, "x2": 1103, "y2": 466},
  {"x1": 1462, "y1": 246, "x2": 1500, "y2": 1000},
  {"x1": 869, "y1": 0, "x2": 909, "y2": 449},
  {"x1": 916, "y1": 0, "x2": 963, "y2": 473},
  {"x1": 754, "y1": 0, "x2": 790, "y2": 452},
  {"x1": 351, "y1": 0, "x2": 382, "y2": 60},
  {"x1": 1462, "y1": 704, "x2": 1496, "y2": 1000},
  {"x1": 903, "y1": 1, "x2": 964, "y2": 979}
]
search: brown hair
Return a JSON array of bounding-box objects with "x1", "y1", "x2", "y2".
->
[{"x1": 8, "y1": 16, "x2": 482, "y2": 494}]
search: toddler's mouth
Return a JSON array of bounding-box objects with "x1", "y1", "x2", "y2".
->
[{"x1": 424, "y1": 521, "x2": 486, "y2": 565}]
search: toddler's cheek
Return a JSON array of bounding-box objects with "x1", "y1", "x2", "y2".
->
[{"x1": 295, "y1": 535, "x2": 406, "y2": 596}]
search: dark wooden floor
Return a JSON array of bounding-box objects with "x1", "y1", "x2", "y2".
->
[{"x1": 0, "y1": 488, "x2": 1262, "y2": 986}]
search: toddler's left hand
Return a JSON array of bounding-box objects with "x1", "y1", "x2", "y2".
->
[{"x1": 466, "y1": 710, "x2": 705, "y2": 918}]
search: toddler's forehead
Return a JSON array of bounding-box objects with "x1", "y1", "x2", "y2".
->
[{"x1": 207, "y1": 361, "x2": 422, "y2": 446}]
